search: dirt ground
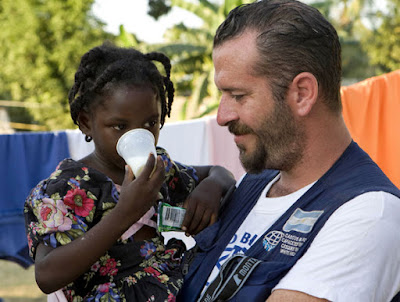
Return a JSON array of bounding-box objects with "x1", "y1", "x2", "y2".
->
[{"x1": 0, "y1": 260, "x2": 46, "y2": 302}]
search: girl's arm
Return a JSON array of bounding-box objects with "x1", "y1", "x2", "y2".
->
[
  {"x1": 181, "y1": 165, "x2": 236, "y2": 235},
  {"x1": 34, "y1": 156, "x2": 165, "y2": 294}
]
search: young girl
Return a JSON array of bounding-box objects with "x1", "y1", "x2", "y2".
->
[{"x1": 24, "y1": 43, "x2": 235, "y2": 302}]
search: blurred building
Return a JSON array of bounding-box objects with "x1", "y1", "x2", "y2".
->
[{"x1": 0, "y1": 108, "x2": 14, "y2": 134}]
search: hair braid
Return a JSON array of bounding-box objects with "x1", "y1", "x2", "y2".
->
[
  {"x1": 144, "y1": 52, "x2": 175, "y2": 121},
  {"x1": 68, "y1": 43, "x2": 176, "y2": 127},
  {"x1": 68, "y1": 47, "x2": 107, "y2": 124}
]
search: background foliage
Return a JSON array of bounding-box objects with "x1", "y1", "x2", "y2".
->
[
  {"x1": 0, "y1": 0, "x2": 399, "y2": 130},
  {"x1": 0, "y1": 0, "x2": 112, "y2": 130},
  {"x1": 360, "y1": 0, "x2": 400, "y2": 72}
]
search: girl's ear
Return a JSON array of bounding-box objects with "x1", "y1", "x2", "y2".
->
[
  {"x1": 77, "y1": 110, "x2": 92, "y2": 137},
  {"x1": 286, "y1": 72, "x2": 318, "y2": 117}
]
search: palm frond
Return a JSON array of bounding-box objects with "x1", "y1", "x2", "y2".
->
[{"x1": 196, "y1": 102, "x2": 219, "y2": 118}]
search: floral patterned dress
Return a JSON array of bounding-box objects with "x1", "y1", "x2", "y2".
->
[{"x1": 24, "y1": 147, "x2": 198, "y2": 302}]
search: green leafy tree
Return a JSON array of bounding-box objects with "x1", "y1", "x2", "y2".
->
[
  {"x1": 360, "y1": 0, "x2": 400, "y2": 72},
  {"x1": 311, "y1": 0, "x2": 400, "y2": 80},
  {"x1": 150, "y1": 0, "x2": 252, "y2": 120},
  {"x1": 309, "y1": 0, "x2": 380, "y2": 83},
  {"x1": 148, "y1": 0, "x2": 172, "y2": 19},
  {"x1": 0, "y1": 0, "x2": 112, "y2": 130}
]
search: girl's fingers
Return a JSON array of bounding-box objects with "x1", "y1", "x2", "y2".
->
[
  {"x1": 153, "y1": 155, "x2": 165, "y2": 183},
  {"x1": 209, "y1": 213, "x2": 218, "y2": 227},
  {"x1": 186, "y1": 207, "x2": 205, "y2": 235},
  {"x1": 137, "y1": 153, "x2": 157, "y2": 179},
  {"x1": 121, "y1": 165, "x2": 134, "y2": 187},
  {"x1": 137, "y1": 153, "x2": 164, "y2": 181},
  {"x1": 193, "y1": 210, "x2": 211, "y2": 235},
  {"x1": 181, "y1": 202, "x2": 194, "y2": 232}
]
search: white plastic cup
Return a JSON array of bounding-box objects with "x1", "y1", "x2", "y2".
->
[{"x1": 116, "y1": 128, "x2": 157, "y2": 177}]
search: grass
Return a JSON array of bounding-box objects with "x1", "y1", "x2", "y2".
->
[{"x1": 0, "y1": 260, "x2": 46, "y2": 302}]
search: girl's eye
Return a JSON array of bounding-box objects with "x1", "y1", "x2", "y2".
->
[
  {"x1": 144, "y1": 120, "x2": 158, "y2": 128},
  {"x1": 112, "y1": 124, "x2": 126, "y2": 131}
]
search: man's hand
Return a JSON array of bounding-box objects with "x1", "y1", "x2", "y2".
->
[{"x1": 267, "y1": 289, "x2": 329, "y2": 302}]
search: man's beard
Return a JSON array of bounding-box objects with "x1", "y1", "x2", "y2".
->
[{"x1": 228, "y1": 101, "x2": 305, "y2": 174}]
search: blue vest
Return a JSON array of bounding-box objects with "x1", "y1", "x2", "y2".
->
[{"x1": 180, "y1": 142, "x2": 400, "y2": 301}]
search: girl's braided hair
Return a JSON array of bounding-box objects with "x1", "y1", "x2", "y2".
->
[{"x1": 68, "y1": 43, "x2": 174, "y2": 127}]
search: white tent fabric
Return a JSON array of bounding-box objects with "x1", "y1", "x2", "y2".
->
[{"x1": 65, "y1": 115, "x2": 245, "y2": 179}]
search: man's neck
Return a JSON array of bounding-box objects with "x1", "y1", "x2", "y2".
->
[{"x1": 268, "y1": 128, "x2": 352, "y2": 198}]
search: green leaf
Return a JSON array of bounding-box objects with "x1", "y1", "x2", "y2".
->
[
  {"x1": 68, "y1": 228, "x2": 85, "y2": 238},
  {"x1": 86, "y1": 191, "x2": 98, "y2": 201},
  {"x1": 56, "y1": 232, "x2": 72, "y2": 245},
  {"x1": 196, "y1": 102, "x2": 219, "y2": 118},
  {"x1": 102, "y1": 202, "x2": 116, "y2": 211},
  {"x1": 85, "y1": 206, "x2": 95, "y2": 223}
]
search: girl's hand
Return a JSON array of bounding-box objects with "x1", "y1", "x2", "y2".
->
[
  {"x1": 181, "y1": 166, "x2": 236, "y2": 236},
  {"x1": 181, "y1": 178, "x2": 220, "y2": 235},
  {"x1": 117, "y1": 153, "x2": 165, "y2": 227}
]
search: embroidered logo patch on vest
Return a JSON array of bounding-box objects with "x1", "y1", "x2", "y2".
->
[
  {"x1": 283, "y1": 208, "x2": 324, "y2": 233},
  {"x1": 263, "y1": 231, "x2": 284, "y2": 252}
]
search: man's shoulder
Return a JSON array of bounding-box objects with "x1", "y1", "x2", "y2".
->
[{"x1": 335, "y1": 190, "x2": 400, "y2": 221}]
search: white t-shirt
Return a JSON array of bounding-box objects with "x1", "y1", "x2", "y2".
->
[{"x1": 205, "y1": 174, "x2": 400, "y2": 301}]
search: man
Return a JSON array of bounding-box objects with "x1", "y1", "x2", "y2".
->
[{"x1": 179, "y1": 0, "x2": 400, "y2": 301}]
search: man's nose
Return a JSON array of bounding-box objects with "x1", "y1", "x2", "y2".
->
[{"x1": 217, "y1": 96, "x2": 238, "y2": 126}]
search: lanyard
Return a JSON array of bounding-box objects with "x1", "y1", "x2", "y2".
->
[{"x1": 198, "y1": 254, "x2": 261, "y2": 302}]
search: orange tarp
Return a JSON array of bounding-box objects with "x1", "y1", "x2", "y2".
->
[{"x1": 341, "y1": 69, "x2": 400, "y2": 188}]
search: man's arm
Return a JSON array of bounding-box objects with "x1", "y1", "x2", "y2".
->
[{"x1": 267, "y1": 289, "x2": 329, "y2": 302}]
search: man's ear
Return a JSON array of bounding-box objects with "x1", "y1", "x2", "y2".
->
[
  {"x1": 77, "y1": 110, "x2": 92, "y2": 136},
  {"x1": 287, "y1": 72, "x2": 318, "y2": 117}
]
